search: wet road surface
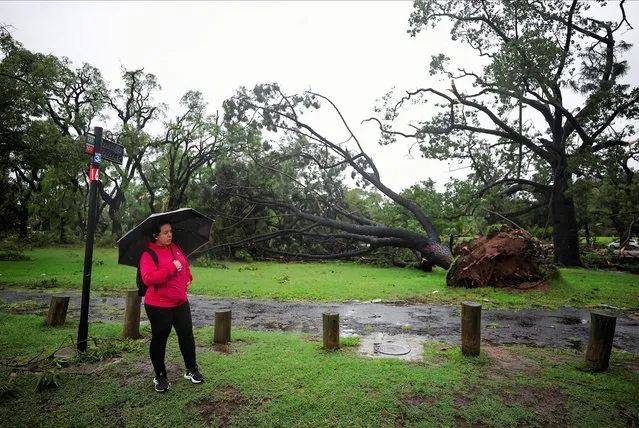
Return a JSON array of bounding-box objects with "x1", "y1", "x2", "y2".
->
[{"x1": 2, "y1": 290, "x2": 638, "y2": 353}]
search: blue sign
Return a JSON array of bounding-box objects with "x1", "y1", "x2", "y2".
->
[{"x1": 93, "y1": 153, "x2": 102, "y2": 164}]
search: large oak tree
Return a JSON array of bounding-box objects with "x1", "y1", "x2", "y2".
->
[{"x1": 374, "y1": 0, "x2": 638, "y2": 266}]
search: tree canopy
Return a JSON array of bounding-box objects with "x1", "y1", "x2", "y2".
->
[{"x1": 373, "y1": 0, "x2": 638, "y2": 265}]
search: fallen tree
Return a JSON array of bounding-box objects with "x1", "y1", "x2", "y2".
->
[{"x1": 219, "y1": 83, "x2": 453, "y2": 270}]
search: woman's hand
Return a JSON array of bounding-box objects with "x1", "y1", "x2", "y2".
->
[{"x1": 173, "y1": 260, "x2": 183, "y2": 271}]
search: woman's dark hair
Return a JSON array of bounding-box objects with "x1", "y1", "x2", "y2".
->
[{"x1": 150, "y1": 221, "x2": 172, "y2": 241}]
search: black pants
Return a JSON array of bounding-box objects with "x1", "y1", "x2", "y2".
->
[{"x1": 144, "y1": 300, "x2": 197, "y2": 376}]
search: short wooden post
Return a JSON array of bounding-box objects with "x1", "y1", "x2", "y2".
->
[
  {"x1": 461, "y1": 301, "x2": 481, "y2": 356},
  {"x1": 322, "y1": 313, "x2": 340, "y2": 350},
  {"x1": 585, "y1": 312, "x2": 617, "y2": 371},
  {"x1": 46, "y1": 296, "x2": 70, "y2": 326},
  {"x1": 123, "y1": 290, "x2": 141, "y2": 339},
  {"x1": 214, "y1": 310, "x2": 232, "y2": 344}
]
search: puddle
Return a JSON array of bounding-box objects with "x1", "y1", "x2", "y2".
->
[
  {"x1": 341, "y1": 327, "x2": 358, "y2": 338},
  {"x1": 555, "y1": 316, "x2": 586, "y2": 325},
  {"x1": 518, "y1": 319, "x2": 535, "y2": 328},
  {"x1": 358, "y1": 333, "x2": 424, "y2": 362}
]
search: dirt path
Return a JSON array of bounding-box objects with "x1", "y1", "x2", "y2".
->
[{"x1": 2, "y1": 290, "x2": 638, "y2": 353}]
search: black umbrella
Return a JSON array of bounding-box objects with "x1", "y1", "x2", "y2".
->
[{"x1": 117, "y1": 208, "x2": 213, "y2": 267}]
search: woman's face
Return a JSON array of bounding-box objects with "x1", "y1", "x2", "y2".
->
[{"x1": 155, "y1": 223, "x2": 173, "y2": 246}]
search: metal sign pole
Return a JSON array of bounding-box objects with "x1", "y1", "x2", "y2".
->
[{"x1": 77, "y1": 126, "x2": 103, "y2": 352}]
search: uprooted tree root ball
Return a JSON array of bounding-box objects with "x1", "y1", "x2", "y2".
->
[{"x1": 446, "y1": 226, "x2": 556, "y2": 289}]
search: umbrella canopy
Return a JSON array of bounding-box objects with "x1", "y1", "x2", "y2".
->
[{"x1": 117, "y1": 208, "x2": 213, "y2": 267}]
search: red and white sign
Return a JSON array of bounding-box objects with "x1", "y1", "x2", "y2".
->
[{"x1": 89, "y1": 165, "x2": 100, "y2": 182}]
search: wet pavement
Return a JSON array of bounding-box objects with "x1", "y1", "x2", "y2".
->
[{"x1": 2, "y1": 290, "x2": 638, "y2": 353}]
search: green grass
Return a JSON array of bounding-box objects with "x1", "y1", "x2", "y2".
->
[
  {"x1": 580, "y1": 236, "x2": 616, "y2": 247},
  {"x1": 0, "y1": 313, "x2": 637, "y2": 427},
  {"x1": 0, "y1": 248, "x2": 638, "y2": 309}
]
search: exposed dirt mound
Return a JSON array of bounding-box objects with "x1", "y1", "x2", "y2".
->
[{"x1": 447, "y1": 226, "x2": 552, "y2": 289}]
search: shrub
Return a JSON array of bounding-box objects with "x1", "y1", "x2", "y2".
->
[
  {"x1": 94, "y1": 234, "x2": 117, "y2": 248},
  {"x1": 190, "y1": 255, "x2": 229, "y2": 269},
  {"x1": 0, "y1": 250, "x2": 31, "y2": 261}
]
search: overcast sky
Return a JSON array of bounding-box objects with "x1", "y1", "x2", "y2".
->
[{"x1": 2, "y1": 1, "x2": 638, "y2": 192}]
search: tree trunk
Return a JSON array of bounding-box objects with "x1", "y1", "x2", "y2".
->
[
  {"x1": 99, "y1": 182, "x2": 124, "y2": 237},
  {"x1": 59, "y1": 214, "x2": 67, "y2": 243},
  {"x1": 77, "y1": 211, "x2": 86, "y2": 240},
  {"x1": 18, "y1": 198, "x2": 29, "y2": 239},
  {"x1": 110, "y1": 212, "x2": 122, "y2": 237},
  {"x1": 419, "y1": 242, "x2": 453, "y2": 270},
  {"x1": 583, "y1": 217, "x2": 591, "y2": 248},
  {"x1": 551, "y1": 167, "x2": 582, "y2": 266},
  {"x1": 108, "y1": 199, "x2": 123, "y2": 237},
  {"x1": 167, "y1": 195, "x2": 179, "y2": 212}
]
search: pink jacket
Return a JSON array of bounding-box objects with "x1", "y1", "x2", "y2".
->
[{"x1": 140, "y1": 242, "x2": 193, "y2": 307}]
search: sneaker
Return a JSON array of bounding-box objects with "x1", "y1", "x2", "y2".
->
[
  {"x1": 184, "y1": 366, "x2": 204, "y2": 384},
  {"x1": 153, "y1": 374, "x2": 170, "y2": 392}
]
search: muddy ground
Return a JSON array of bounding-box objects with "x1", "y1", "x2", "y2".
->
[{"x1": 2, "y1": 289, "x2": 638, "y2": 353}]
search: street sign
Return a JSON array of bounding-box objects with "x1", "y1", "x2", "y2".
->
[
  {"x1": 84, "y1": 133, "x2": 124, "y2": 165},
  {"x1": 78, "y1": 126, "x2": 104, "y2": 353}
]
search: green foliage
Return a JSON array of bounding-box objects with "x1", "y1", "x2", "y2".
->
[
  {"x1": 580, "y1": 251, "x2": 639, "y2": 275},
  {"x1": 378, "y1": 179, "x2": 444, "y2": 233},
  {"x1": 0, "y1": 250, "x2": 31, "y2": 261},
  {"x1": 0, "y1": 381, "x2": 18, "y2": 401},
  {"x1": 35, "y1": 368, "x2": 62, "y2": 391},
  {"x1": 237, "y1": 264, "x2": 258, "y2": 272},
  {"x1": 197, "y1": 127, "x2": 365, "y2": 260},
  {"x1": 343, "y1": 188, "x2": 384, "y2": 220},
  {"x1": 233, "y1": 250, "x2": 253, "y2": 262},
  {"x1": 275, "y1": 274, "x2": 290, "y2": 284},
  {"x1": 143, "y1": 90, "x2": 224, "y2": 211},
  {"x1": 93, "y1": 233, "x2": 117, "y2": 249},
  {"x1": 25, "y1": 277, "x2": 59, "y2": 289},
  {"x1": 528, "y1": 225, "x2": 553, "y2": 240},
  {"x1": 189, "y1": 256, "x2": 230, "y2": 269},
  {"x1": 0, "y1": 28, "x2": 103, "y2": 242},
  {"x1": 73, "y1": 337, "x2": 144, "y2": 364}
]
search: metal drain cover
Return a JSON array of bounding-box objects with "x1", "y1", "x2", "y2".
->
[{"x1": 373, "y1": 343, "x2": 411, "y2": 355}]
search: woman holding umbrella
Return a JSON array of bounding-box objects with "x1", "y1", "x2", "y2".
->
[{"x1": 140, "y1": 220, "x2": 204, "y2": 392}]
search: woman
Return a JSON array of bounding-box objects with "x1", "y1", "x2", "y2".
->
[{"x1": 140, "y1": 221, "x2": 204, "y2": 392}]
